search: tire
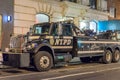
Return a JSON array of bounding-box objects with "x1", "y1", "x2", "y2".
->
[
  {"x1": 112, "y1": 50, "x2": 120, "y2": 63},
  {"x1": 34, "y1": 51, "x2": 53, "y2": 71},
  {"x1": 102, "y1": 50, "x2": 112, "y2": 64},
  {"x1": 80, "y1": 57, "x2": 91, "y2": 63}
]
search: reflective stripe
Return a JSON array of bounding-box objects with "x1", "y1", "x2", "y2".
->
[
  {"x1": 78, "y1": 41, "x2": 120, "y2": 44},
  {"x1": 29, "y1": 36, "x2": 73, "y2": 40},
  {"x1": 46, "y1": 36, "x2": 73, "y2": 39},
  {"x1": 29, "y1": 36, "x2": 39, "y2": 40},
  {"x1": 52, "y1": 46, "x2": 72, "y2": 49},
  {"x1": 78, "y1": 50, "x2": 104, "y2": 54}
]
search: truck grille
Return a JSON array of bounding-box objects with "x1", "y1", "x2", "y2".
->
[{"x1": 10, "y1": 34, "x2": 25, "y2": 51}]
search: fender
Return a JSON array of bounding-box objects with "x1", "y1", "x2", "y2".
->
[
  {"x1": 105, "y1": 46, "x2": 114, "y2": 53},
  {"x1": 115, "y1": 45, "x2": 120, "y2": 51},
  {"x1": 34, "y1": 43, "x2": 55, "y2": 61}
]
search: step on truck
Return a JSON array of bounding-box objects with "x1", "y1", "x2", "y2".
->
[{"x1": 2, "y1": 21, "x2": 120, "y2": 71}]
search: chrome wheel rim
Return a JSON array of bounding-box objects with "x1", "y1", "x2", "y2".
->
[
  {"x1": 40, "y1": 56, "x2": 50, "y2": 68},
  {"x1": 106, "y1": 52, "x2": 111, "y2": 62},
  {"x1": 115, "y1": 50, "x2": 120, "y2": 61}
]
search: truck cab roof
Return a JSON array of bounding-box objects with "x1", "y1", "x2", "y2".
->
[{"x1": 30, "y1": 21, "x2": 78, "y2": 36}]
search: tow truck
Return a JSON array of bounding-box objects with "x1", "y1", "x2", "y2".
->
[{"x1": 2, "y1": 21, "x2": 120, "y2": 71}]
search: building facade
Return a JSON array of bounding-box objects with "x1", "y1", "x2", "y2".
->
[
  {"x1": 0, "y1": 0, "x2": 14, "y2": 51},
  {"x1": 108, "y1": 0, "x2": 120, "y2": 19},
  {"x1": 14, "y1": 0, "x2": 109, "y2": 34},
  {"x1": 0, "y1": 0, "x2": 109, "y2": 50}
]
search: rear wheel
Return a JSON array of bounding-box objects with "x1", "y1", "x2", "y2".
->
[
  {"x1": 34, "y1": 51, "x2": 53, "y2": 71},
  {"x1": 102, "y1": 50, "x2": 112, "y2": 64},
  {"x1": 112, "y1": 50, "x2": 120, "y2": 63}
]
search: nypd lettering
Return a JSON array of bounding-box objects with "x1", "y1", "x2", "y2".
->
[{"x1": 54, "y1": 39, "x2": 72, "y2": 46}]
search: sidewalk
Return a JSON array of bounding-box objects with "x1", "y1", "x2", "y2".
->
[
  {"x1": 0, "y1": 51, "x2": 2, "y2": 68},
  {"x1": 0, "y1": 51, "x2": 2, "y2": 65}
]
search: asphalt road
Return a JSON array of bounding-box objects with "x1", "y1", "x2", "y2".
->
[{"x1": 0, "y1": 59, "x2": 120, "y2": 80}]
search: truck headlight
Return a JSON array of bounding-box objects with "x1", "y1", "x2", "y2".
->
[
  {"x1": 31, "y1": 43, "x2": 38, "y2": 48},
  {"x1": 26, "y1": 43, "x2": 38, "y2": 50}
]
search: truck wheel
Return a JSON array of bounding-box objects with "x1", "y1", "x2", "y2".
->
[
  {"x1": 112, "y1": 50, "x2": 120, "y2": 63},
  {"x1": 80, "y1": 57, "x2": 91, "y2": 63},
  {"x1": 103, "y1": 50, "x2": 112, "y2": 64},
  {"x1": 34, "y1": 51, "x2": 53, "y2": 71}
]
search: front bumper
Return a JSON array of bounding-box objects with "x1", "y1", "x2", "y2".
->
[{"x1": 2, "y1": 52, "x2": 30, "y2": 67}]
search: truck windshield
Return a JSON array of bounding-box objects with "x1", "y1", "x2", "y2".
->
[
  {"x1": 32, "y1": 23, "x2": 50, "y2": 35},
  {"x1": 51, "y1": 23, "x2": 73, "y2": 36}
]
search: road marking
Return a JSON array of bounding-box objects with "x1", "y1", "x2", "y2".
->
[
  {"x1": 0, "y1": 64, "x2": 101, "y2": 79},
  {"x1": 0, "y1": 64, "x2": 119, "y2": 79},
  {"x1": 42, "y1": 67, "x2": 120, "y2": 80}
]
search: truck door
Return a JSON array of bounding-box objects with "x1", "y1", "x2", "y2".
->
[{"x1": 50, "y1": 23, "x2": 73, "y2": 51}]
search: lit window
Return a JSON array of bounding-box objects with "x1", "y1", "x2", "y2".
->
[
  {"x1": 89, "y1": 21, "x2": 97, "y2": 32},
  {"x1": 80, "y1": 21, "x2": 89, "y2": 30},
  {"x1": 36, "y1": 14, "x2": 49, "y2": 23},
  {"x1": 89, "y1": 0, "x2": 97, "y2": 9}
]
